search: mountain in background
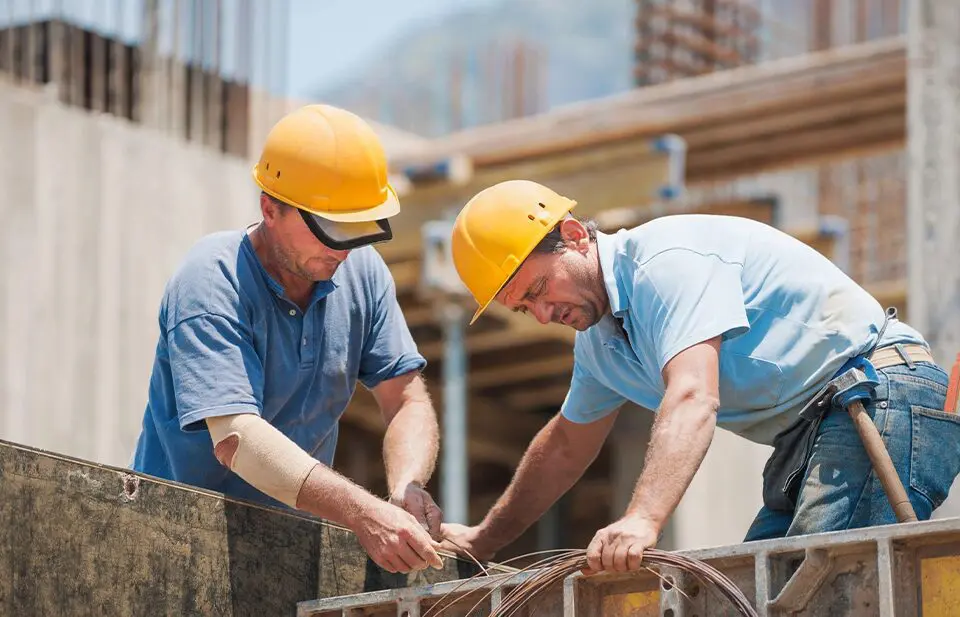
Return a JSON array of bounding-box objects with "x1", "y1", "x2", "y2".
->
[{"x1": 311, "y1": 0, "x2": 636, "y2": 137}]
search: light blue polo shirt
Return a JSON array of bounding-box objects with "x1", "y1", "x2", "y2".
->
[
  {"x1": 561, "y1": 215, "x2": 926, "y2": 445},
  {"x1": 131, "y1": 229, "x2": 425, "y2": 508}
]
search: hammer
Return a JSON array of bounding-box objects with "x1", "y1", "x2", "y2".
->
[{"x1": 831, "y1": 358, "x2": 918, "y2": 523}]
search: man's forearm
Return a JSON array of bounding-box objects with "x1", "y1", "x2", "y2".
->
[
  {"x1": 296, "y1": 462, "x2": 383, "y2": 523},
  {"x1": 479, "y1": 416, "x2": 597, "y2": 551},
  {"x1": 383, "y1": 400, "x2": 439, "y2": 493},
  {"x1": 625, "y1": 393, "x2": 717, "y2": 529}
]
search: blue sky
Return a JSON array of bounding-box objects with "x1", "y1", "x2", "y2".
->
[
  {"x1": 3, "y1": 0, "x2": 499, "y2": 98},
  {"x1": 289, "y1": 0, "x2": 500, "y2": 98}
]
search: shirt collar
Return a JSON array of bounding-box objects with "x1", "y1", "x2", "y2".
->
[{"x1": 596, "y1": 231, "x2": 628, "y2": 317}]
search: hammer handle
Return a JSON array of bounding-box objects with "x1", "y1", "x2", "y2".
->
[{"x1": 847, "y1": 400, "x2": 918, "y2": 523}]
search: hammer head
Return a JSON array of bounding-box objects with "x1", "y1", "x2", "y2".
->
[{"x1": 830, "y1": 356, "x2": 880, "y2": 409}]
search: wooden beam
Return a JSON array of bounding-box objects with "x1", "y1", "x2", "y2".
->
[
  {"x1": 418, "y1": 323, "x2": 572, "y2": 361},
  {"x1": 397, "y1": 36, "x2": 904, "y2": 167},
  {"x1": 387, "y1": 257, "x2": 421, "y2": 293},
  {"x1": 469, "y1": 356, "x2": 574, "y2": 390},
  {"x1": 500, "y1": 384, "x2": 572, "y2": 411},
  {"x1": 680, "y1": 86, "x2": 905, "y2": 152},
  {"x1": 687, "y1": 111, "x2": 905, "y2": 182}
]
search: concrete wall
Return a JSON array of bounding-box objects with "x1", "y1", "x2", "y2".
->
[{"x1": 0, "y1": 82, "x2": 259, "y2": 468}]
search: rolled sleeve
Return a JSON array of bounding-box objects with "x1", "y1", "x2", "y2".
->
[
  {"x1": 635, "y1": 249, "x2": 749, "y2": 372},
  {"x1": 168, "y1": 313, "x2": 264, "y2": 431},
  {"x1": 358, "y1": 276, "x2": 427, "y2": 390},
  {"x1": 560, "y1": 359, "x2": 627, "y2": 424}
]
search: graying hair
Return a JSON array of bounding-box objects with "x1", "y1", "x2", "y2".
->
[{"x1": 530, "y1": 215, "x2": 599, "y2": 255}]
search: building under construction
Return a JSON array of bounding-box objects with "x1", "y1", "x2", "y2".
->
[{"x1": 0, "y1": 0, "x2": 959, "y2": 614}]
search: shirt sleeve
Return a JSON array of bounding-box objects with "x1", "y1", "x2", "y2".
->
[
  {"x1": 633, "y1": 248, "x2": 750, "y2": 372},
  {"x1": 358, "y1": 268, "x2": 427, "y2": 390},
  {"x1": 560, "y1": 354, "x2": 627, "y2": 424},
  {"x1": 168, "y1": 312, "x2": 264, "y2": 432}
]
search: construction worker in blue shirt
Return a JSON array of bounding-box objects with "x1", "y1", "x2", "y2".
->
[
  {"x1": 131, "y1": 104, "x2": 444, "y2": 575},
  {"x1": 439, "y1": 179, "x2": 960, "y2": 574}
]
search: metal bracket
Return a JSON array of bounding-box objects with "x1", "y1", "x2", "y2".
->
[
  {"x1": 396, "y1": 597, "x2": 421, "y2": 617},
  {"x1": 766, "y1": 548, "x2": 835, "y2": 614},
  {"x1": 419, "y1": 219, "x2": 472, "y2": 300},
  {"x1": 659, "y1": 566, "x2": 708, "y2": 616}
]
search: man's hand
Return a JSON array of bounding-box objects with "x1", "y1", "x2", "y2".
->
[
  {"x1": 390, "y1": 481, "x2": 443, "y2": 540},
  {"x1": 584, "y1": 515, "x2": 660, "y2": 574},
  {"x1": 437, "y1": 523, "x2": 497, "y2": 563},
  {"x1": 354, "y1": 500, "x2": 445, "y2": 574}
]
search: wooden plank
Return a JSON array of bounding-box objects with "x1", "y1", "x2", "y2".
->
[
  {"x1": 680, "y1": 85, "x2": 905, "y2": 151},
  {"x1": 0, "y1": 440, "x2": 474, "y2": 616},
  {"x1": 686, "y1": 111, "x2": 905, "y2": 182}
]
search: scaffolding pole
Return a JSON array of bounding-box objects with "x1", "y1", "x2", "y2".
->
[{"x1": 440, "y1": 303, "x2": 468, "y2": 525}]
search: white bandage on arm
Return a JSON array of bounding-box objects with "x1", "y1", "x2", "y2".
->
[{"x1": 206, "y1": 413, "x2": 319, "y2": 508}]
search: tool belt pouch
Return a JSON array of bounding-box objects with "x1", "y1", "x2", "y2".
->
[{"x1": 760, "y1": 384, "x2": 836, "y2": 512}]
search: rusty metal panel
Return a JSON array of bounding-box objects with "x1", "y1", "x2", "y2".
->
[
  {"x1": 600, "y1": 590, "x2": 659, "y2": 617},
  {"x1": 920, "y1": 554, "x2": 960, "y2": 616}
]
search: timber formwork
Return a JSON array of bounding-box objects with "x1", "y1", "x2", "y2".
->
[
  {"x1": 298, "y1": 516, "x2": 960, "y2": 616},
  {"x1": 0, "y1": 439, "x2": 476, "y2": 616}
]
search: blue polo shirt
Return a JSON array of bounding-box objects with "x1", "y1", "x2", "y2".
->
[
  {"x1": 561, "y1": 215, "x2": 926, "y2": 445},
  {"x1": 131, "y1": 229, "x2": 426, "y2": 508}
]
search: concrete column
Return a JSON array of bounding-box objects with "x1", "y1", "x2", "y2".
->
[{"x1": 907, "y1": 0, "x2": 960, "y2": 518}]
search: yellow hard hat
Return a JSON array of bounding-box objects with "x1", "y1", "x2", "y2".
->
[
  {"x1": 451, "y1": 180, "x2": 577, "y2": 324},
  {"x1": 252, "y1": 104, "x2": 399, "y2": 250}
]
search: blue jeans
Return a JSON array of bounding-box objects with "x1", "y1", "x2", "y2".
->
[{"x1": 744, "y1": 361, "x2": 960, "y2": 541}]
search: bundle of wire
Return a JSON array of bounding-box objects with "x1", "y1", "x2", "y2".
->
[{"x1": 424, "y1": 547, "x2": 759, "y2": 617}]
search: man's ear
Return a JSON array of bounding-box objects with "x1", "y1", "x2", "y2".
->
[
  {"x1": 558, "y1": 218, "x2": 590, "y2": 254},
  {"x1": 260, "y1": 193, "x2": 280, "y2": 224}
]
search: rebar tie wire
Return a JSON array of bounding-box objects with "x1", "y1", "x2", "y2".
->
[{"x1": 429, "y1": 543, "x2": 759, "y2": 617}]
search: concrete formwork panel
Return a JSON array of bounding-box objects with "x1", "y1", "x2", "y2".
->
[{"x1": 0, "y1": 439, "x2": 475, "y2": 616}]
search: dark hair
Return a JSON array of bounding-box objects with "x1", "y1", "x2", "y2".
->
[
  {"x1": 261, "y1": 191, "x2": 293, "y2": 213},
  {"x1": 530, "y1": 215, "x2": 599, "y2": 254}
]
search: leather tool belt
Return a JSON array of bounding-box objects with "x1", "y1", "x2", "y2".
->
[{"x1": 760, "y1": 311, "x2": 936, "y2": 513}]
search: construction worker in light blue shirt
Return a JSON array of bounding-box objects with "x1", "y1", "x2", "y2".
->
[
  {"x1": 131, "y1": 105, "x2": 445, "y2": 575},
  {"x1": 438, "y1": 179, "x2": 960, "y2": 576}
]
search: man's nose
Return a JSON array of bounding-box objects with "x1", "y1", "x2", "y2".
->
[{"x1": 533, "y1": 303, "x2": 552, "y2": 325}]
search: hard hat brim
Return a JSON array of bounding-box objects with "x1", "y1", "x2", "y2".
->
[
  {"x1": 470, "y1": 296, "x2": 495, "y2": 325},
  {"x1": 305, "y1": 184, "x2": 401, "y2": 223},
  {"x1": 468, "y1": 255, "x2": 528, "y2": 325}
]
